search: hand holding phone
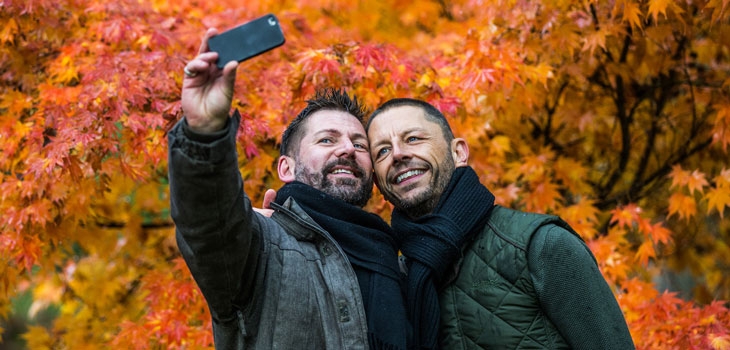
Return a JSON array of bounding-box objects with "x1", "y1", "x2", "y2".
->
[{"x1": 207, "y1": 14, "x2": 286, "y2": 69}]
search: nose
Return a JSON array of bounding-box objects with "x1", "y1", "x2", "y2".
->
[
  {"x1": 391, "y1": 142, "x2": 410, "y2": 163},
  {"x1": 335, "y1": 139, "x2": 356, "y2": 158}
]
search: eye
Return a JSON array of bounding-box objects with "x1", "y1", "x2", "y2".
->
[
  {"x1": 318, "y1": 138, "x2": 334, "y2": 144},
  {"x1": 406, "y1": 136, "x2": 420, "y2": 143},
  {"x1": 375, "y1": 147, "x2": 390, "y2": 159},
  {"x1": 354, "y1": 142, "x2": 368, "y2": 150}
]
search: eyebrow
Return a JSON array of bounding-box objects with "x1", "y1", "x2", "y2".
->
[
  {"x1": 370, "y1": 127, "x2": 427, "y2": 149},
  {"x1": 313, "y1": 129, "x2": 367, "y2": 141}
]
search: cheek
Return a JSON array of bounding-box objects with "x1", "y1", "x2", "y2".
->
[
  {"x1": 357, "y1": 152, "x2": 372, "y2": 166},
  {"x1": 373, "y1": 165, "x2": 388, "y2": 183}
]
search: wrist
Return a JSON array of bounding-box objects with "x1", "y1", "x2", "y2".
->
[
  {"x1": 183, "y1": 117, "x2": 230, "y2": 142},
  {"x1": 185, "y1": 115, "x2": 228, "y2": 134}
]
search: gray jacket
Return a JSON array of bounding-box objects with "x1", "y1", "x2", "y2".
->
[{"x1": 168, "y1": 115, "x2": 369, "y2": 349}]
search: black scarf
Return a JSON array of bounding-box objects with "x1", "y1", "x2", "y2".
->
[
  {"x1": 391, "y1": 166, "x2": 495, "y2": 349},
  {"x1": 275, "y1": 182, "x2": 408, "y2": 350}
]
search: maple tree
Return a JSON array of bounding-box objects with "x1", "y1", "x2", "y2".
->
[{"x1": 1, "y1": 0, "x2": 729, "y2": 348}]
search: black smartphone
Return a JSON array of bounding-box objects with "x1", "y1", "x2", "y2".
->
[{"x1": 207, "y1": 13, "x2": 286, "y2": 69}]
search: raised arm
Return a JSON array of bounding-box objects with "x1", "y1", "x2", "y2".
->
[{"x1": 168, "y1": 29, "x2": 262, "y2": 339}]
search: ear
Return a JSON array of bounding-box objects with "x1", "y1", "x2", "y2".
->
[
  {"x1": 277, "y1": 156, "x2": 296, "y2": 183},
  {"x1": 451, "y1": 138, "x2": 469, "y2": 167}
]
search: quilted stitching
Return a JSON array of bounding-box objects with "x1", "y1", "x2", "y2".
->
[{"x1": 439, "y1": 207, "x2": 568, "y2": 349}]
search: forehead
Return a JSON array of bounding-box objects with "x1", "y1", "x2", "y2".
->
[
  {"x1": 303, "y1": 109, "x2": 366, "y2": 136},
  {"x1": 368, "y1": 105, "x2": 437, "y2": 137}
]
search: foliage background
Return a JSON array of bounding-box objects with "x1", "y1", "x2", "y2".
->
[{"x1": 0, "y1": 0, "x2": 729, "y2": 348}]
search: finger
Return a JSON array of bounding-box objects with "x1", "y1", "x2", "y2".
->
[
  {"x1": 183, "y1": 52, "x2": 220, "y2": 78},
  {"x1": 262, "y1": 189, "x2": 276, "y2": 209},
  {"x1": 221, "y1": 60, "x2": 239, "y2": 86},
  {"x1": 198, "y1": 28, "x2": 219, "y2": 55}
]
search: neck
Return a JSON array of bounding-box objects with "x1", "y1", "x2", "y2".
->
[{"x1": 402, "y1": 194, "x2": 442, "y2": 219}]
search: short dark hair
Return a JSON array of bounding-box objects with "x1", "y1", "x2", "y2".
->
[
  {"x1": 366, "y1": 98, "x2": 454, "y2": 142},
  {"x1": 280, "y1": 88, "x2": 367, "y2": 157}
]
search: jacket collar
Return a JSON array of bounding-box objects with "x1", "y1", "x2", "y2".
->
[{"x1": 270, "y1": 197, "x2": 325, "y2": 242}]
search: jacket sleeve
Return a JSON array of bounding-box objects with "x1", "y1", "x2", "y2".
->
[
  {"x1": 528, "y1": 225, "x2": 636, "y2": 349},
  {"x1": 167, "y1": 111, "x2": 262, "y2": 326}
]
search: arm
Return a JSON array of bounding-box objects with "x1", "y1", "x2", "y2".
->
[
  {"x1": 168, "y1": 112, "x2": 262, "y2": 321},
  {"x1": 528, "y1": 225, "x2": 635, "y2": 349},
  {"x1": 168, "y1": 29, "x2": 261, "y2": 325}
]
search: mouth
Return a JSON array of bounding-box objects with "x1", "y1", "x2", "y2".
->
[
  {"x1": 329, "y1": 166, "x2": 360, "y2": 178},
  {"x1": 331, "y1": 168, "x2": 354, "y2": 175},
  {"x1": 393, "y1": 169, "x2": 426, "y2": 184}
]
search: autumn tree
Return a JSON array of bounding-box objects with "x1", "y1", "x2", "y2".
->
[{"x1": 0, "y1": 0, "x2": 728, "y2": 348}]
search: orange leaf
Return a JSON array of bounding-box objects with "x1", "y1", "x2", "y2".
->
[
  {"x1": 610, "y1": 204, "x2": 642, "y2": 228},
  {"x1": 687, "y1": 170, "x2": 709, "y2": 195},
  {"x1": 648, "y1": 222, "x2": 672, "y2": 245},
  {"x1": 635, "y1": 241, "x2": 656, "y2": 266},
  {"x1": 667, "y1": 192, "x2": 697, "y2": 221},
  {"x1": 523, "y1": 181, "x2": 562, "y2": 213}
]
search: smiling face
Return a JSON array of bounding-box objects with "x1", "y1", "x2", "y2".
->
[
  {"x1": 278, "y1": 109, "x2": 373, "y2": 207},
  {"x1": 368, "y1": 105, "x2": 467, "y2": 217}
]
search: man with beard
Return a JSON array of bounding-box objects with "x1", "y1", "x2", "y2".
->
[
  {"x1": 366, "y1": 98, "x2": 635, "y2": 349},
  {"x1": 168, "y1": 28, "x2": 408, "y2": 349}
]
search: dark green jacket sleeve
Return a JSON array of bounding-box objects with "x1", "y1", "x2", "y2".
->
[
  {"x1": 168, "y1": 112, "x2": 262, "y2": 329},
  {"x1": 528, "y1": 225, "x2": 635, "y2": 349}
]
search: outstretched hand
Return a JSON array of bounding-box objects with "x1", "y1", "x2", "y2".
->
[{"x1": 181, "y1": 28, "x2": 239, "y2": 134}]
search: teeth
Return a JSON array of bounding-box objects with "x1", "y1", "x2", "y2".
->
[
  {"x1": 396, "y1": 170, "x2": 424, "y2": 184},
  {"x1": 332, "y1": 169, "x2": 353, "y2": 175}
]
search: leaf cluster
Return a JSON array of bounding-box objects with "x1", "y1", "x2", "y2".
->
[{"x1": 1, "y1": 0, "x2": 729, "y2": 348}]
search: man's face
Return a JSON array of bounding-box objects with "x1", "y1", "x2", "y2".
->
[
  {"x1": 291, "y1": 110, "x2": 373, "y2": 207},
  {"x1": 367, "y1": 106, "x2": 455, "y2": 217}
]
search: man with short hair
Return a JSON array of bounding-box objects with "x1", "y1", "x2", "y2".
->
[
  {"x1": 168, "y1": 28, "x2": 409, "y2": 349},
  {"x1": 366, "y1": 98, "x2": 635, "y2": 349}
]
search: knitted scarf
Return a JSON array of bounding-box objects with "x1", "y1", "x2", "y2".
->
[
  {"x1": 390, "y1": 166, "x2": 495, "y2": 349},
  {"x1": 275, "y1": 182, "x2": 408, "y2": 350}
]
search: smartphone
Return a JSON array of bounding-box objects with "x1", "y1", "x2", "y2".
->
[{"x1": 207, "y1": 13, "x2": 286, "y2": 69}]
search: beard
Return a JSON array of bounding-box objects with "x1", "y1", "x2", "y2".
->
[
  {"x1": 294, "y1": 158, "x2": 373, "y2": 207},
  {"x1": 381, "y1": 154, "x2": 455, "y2": 218}
]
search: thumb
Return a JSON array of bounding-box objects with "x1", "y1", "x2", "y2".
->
[{"x1": 262, "y1": 189, "x2": 277, "y2": 209}]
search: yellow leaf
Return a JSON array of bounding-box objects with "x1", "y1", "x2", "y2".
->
[
  {"x1": 622, "y1": 1, "x2": 644, "y2": 30},
  {"x1": 556, "y1": 198, "x2": 599, "y2": 239},
  {"x1": 711, "y1": 334, "x2": 730, "y2": 350},
  {"x1": 22, "y1": 326, "x2": 53, "y2": 348},
  {"x1": 649, "y1": 0, "x2": 684, "y2": 22},
  {"x1": 705, "y1": 186, "x2": 730, "y2": 218},
  {"x1": 713, "y1": 103, "x2": 730, "y2": 151},
  {"x1": 582, "y1": 28, "x2": 609, "y2": 55},
  {"x1": 554, "y1": 157, "x2": 590, "y2": 194},
  {"x1": 489, "y1": 135, "x2": 511, "y2": 159}
]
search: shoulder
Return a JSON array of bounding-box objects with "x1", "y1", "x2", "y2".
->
[
  {"x1": 527, "y1": 221, "x2": 597, "y2": 270},
  {"x1": 482, "y1": 206, "x2": 569, "y2": 251}
]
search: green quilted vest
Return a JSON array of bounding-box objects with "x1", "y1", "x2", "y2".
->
[{"x1": 439, "y1": 205, "x2": 578, "y2": 349}]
